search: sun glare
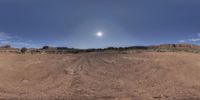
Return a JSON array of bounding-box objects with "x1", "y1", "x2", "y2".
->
[{"x1": 96, "y1": 32, "x2": 103, "y2": 37}]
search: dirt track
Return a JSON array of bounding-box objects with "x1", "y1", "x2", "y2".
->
[{"x1": 0, "y1": 52, "x2": 200, "y2": 100}]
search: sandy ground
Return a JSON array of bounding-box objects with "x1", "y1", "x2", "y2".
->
[{"x1": 0, "y1": 52, "x2": 200, "y2": 100}]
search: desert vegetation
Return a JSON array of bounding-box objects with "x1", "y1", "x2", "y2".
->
[{"x1": 1, "y1": 43, "x2": 200, "y2": 54}]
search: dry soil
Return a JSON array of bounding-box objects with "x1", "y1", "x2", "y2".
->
[{"x1": 0, "y1": 52, "x2": 200, "y2": 100}]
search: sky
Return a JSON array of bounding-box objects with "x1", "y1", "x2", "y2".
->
[{"x1": 0, "y1": 0, "x2": 200, "y2": 48}]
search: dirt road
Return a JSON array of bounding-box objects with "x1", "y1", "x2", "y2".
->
[{"x1": 0, "y1": 52, "x2": 200, "y2": 100}]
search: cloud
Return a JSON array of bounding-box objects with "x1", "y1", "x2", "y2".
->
[
  {"x1": 190, "y1": 38, "x2": 200, "y2": 42},
  {"x1": 178, "y1": 40, "x2": 185, "y2": 43},
  {"x1": 0, "y1": 40, "x2": 31, "y2": 47},
  {"x1": 189, "y1": 33, "x2": 200, "y2": 42},
  {"x1": 0, "y1": 32, "x2": 34, "y2": 47},
  {"x1": 0, "y1": 32, "x2": 12, "y2": 40},
  {"x1": 12, "y1": 42, "x2": 30, "y2": 47},
  {"x1": 178, "y1": 33, "x2": 200, "y2": 43},
  {"x1": 0, "y1": 41, "x2": 10, "y2": 44}
]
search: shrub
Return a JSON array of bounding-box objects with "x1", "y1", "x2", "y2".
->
[
  {"x1": 42, "y1": 46, "x2": 49, "y2": 49},
  {"x1": 21, "y1": 47, "x2": 27, "y2": 54}
]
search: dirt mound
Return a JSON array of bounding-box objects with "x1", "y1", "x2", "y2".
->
[{"x1": 0, "y1": 52, "x2": 200, "y2": 100}]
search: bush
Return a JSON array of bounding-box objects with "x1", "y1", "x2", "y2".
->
[
  {"x1": 21, "y1": 47, "x2": 27, "y2": 54},
  {"x1": 42, "y1": 46, "x2": 49, "y2": 49}
]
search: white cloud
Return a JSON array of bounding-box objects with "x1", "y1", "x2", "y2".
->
[
  {"x1": 0, "y1": 32, "x2": 12, "y2": 40},
  {"x1": 0, "y1": 32, "x2": 33, "y2": 47},
  {"x1": 178, "y1": 33, "x2": 200, "y2": 43},
  {"x1": 189, "y1": 33, "x2": 200, "y2": 42},
  {"x1": 0, "y1": 41, "x2": 10, "y2": 44},
  {"x1": 179, "y1": 40, "x2": 185, "y2": 43},
  {"x1": 0, "y1": 40, "x2": 30, "y2": 47},
  {"x1": 190, "y1": 38, "x2": 200, "y2": 42},
  {"x1": 13, "y1": 42, "x2": 30, "y2": 46}
]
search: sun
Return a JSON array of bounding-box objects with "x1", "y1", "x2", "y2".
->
[{"x1": 96, "y1": 32, "x2": 103, "y2": 37}]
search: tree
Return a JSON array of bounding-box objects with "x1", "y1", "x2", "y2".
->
[
  {"x1": 21, "y1": 47, "x2": 27, "y2": 54},
  {"x1": 42, "y1": 46, "x2": 49, "y2": 49}
]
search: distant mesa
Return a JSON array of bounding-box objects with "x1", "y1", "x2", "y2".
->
[{"x1": 0, "y1": 45, "x2": 11, "y2": 48}]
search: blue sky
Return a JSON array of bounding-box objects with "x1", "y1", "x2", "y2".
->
[{"x1": 0, "y1": 0, "x2": 200, "y2": 48}]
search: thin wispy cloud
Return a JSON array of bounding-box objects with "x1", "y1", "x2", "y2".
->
[
  {"x1": 0, "y1": 32, "x2": 34, "y2": 47},
  {"x1": 189, "y1": 33, "x2": 200, "y2": 42},
  {"x1": 178, "y1": 33, "x2": 200, "y2": 43},
  {"x1": 178, "y1": 40, "x2": 185, "y2": 43},
  {"x1": 0, "y1": 32, "x2": 13, "y2": 40},
  {"x1": 190, "y1": 38, "x2": 200, "y2": 42}
]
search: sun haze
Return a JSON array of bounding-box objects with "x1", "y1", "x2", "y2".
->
[{"x1": 96, "y1": 32, "x2": 103, "y2": 37}]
